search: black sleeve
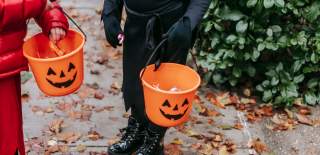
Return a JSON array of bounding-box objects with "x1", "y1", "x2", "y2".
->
[
  {"x1": 184, "y1": 0, "x2": 211, "y2": 30},
  {"x1": 101, "y1": 0, "x2": 123, "y2": 21}
]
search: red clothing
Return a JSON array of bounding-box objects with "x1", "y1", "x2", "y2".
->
[{"x1": 0, "y1": 0, "x2": 68, "y2": 154}]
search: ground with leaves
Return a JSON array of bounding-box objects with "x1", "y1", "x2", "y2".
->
[{"x1": 21, "y1": 0, "x2": 320, "y2": 155}]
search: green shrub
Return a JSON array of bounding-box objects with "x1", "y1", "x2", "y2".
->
[{"x1": 195, "y1": 0, "x2": 320, "y2": 107}]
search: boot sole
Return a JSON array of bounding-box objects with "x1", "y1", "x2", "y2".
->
[{"x1": 108, "y1": 148, "x2": 136, "y2": 155}]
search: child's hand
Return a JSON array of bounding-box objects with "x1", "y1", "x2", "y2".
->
[{"x1": 49, "y1": 27, "x2": 66, "y2": 43}]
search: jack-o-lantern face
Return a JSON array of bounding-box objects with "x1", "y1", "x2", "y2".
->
[
  {"x1": 46, "y1": 62, "x2": 77, "y2": 88},
  {"x1": 159, "y1": 99, "x2": 189, "y2": 121}
]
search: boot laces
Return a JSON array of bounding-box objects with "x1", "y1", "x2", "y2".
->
[{"x1": 141, "y1": 132, "x2": 162, "y2": 153}]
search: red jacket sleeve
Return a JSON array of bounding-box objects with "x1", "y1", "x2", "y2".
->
[{"x1": 36, "y1": 2, "x2": 69, "y2": 35}]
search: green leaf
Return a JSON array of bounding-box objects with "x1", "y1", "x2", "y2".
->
[
  {"x1": 211, "y1": 37, "x2": 220, "y2": 48},
  {"x1": 307, "y1": 78, "x2": 318, "y2": 89},
  {"x1": 266, "y1": 28, "x2": 273, "y2": 37},
  {"x1": 252, "y1": 49, "x2": 260, "y2": 61},
  {"x1": 258, "y1": 43, "x2": 265, "y2": 51},
  {"x1": 270, "y1": 25, "x2": 282, "y2": 33},
  {"x1": 220, "y1": 9, "x2": 245, "y2": 21},
  {"x1": 271, "y1": 77, "x2": 279, "y2": 86},
  {"x1": 292, "y1": 60, "x2": 304, "y2": 73},
  {"x1": 256, "y1": 85, "x2": 264, "y2": 92},
  {"x1": 276, "y1": 63, "x2": 284, "y2": 72},
  {"x1": 274, "y1": 0, "x2": 285, "y2": 7},
  {"x1": 213, "y1": 22, "x2": 224, "y2": 31},
  {"x1": 246, "y1": 66, "x2": 256, "y2": 77},
  {"x1": 263, "y1": 90, "x2": 273, "y2": 102},
  {"x1": 232, "y1": 67, "x2": 242, "y2": 78},
  {"x1": 247, "y1": 0, "x2": 258, "y2": 7},
  {"x1": 305, "y1": 92, "x2": 318, "y2": 105},
  {"x1": 311, "y1": 53, "x2": 317, "y2": 63},
  {"x1": 293, "y1": 75, "x2": 304, "y2": 84},
  {"x1": 226, "y1": 35, "x2": 237, "y2": 44},
  {"x1": 236, "y1": 20, "x2": 248, "y2": 33},
  {"x1": 264, "y1": 0, "x2": 274, "y2": 8},
  {"x1": 205, "y1": 22, "x2": 213, "y2": 32}
]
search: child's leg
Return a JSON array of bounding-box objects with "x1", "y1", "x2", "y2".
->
[{"x1": 0, "y1": 75, "x2": 25, "y2": 155}]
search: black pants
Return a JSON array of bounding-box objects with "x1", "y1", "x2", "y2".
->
[{"x1": 122, "y1": 2, "x2": 189, "y2": 135}]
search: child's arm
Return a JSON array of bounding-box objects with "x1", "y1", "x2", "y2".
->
[{"x1": 35, "y1": 1, "x2": 69, "y2": 40}]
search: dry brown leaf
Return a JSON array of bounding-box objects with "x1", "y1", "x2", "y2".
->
[
  {"x1": 56, "y1": 102, "x2": 74, "y2": 112},
  {"x1": 88, "y1": 130, "x2": 103, "y2": 141},
  {"x1": 199, "y1": 143, "x2": 214, "y2": 155},
  {"x1": 109, "y1": 82, "x2": 121, "y2": 95},
  {"x1": 243, "y1": 88, "x2": 251, "y2": 97},
  {"x1": 43, "y1": 107, "x2": 54, "y2": 113},
  {"x1": 170, "y1": 138, "x2": 183, "y2": 145},
  {"x1": 164, "y1": 144, "x2": 183, "y2": 155},
  {"x1": 31, "y1": 105, "x2": 42, "y2": 113},
  {"x1": 298, "y1": 107, "x2": 311, "y2": 115},
  {"x1": 68, "y1": 110, "x2": 92, "y2": 121},
  {"x1": 49, "y1": 119, "x2": 64, "y2": 134},
  {"x1": 46, "y1": 145, "x2": 59, "y2": 154},
  {"x1": 218, "y1": 145, "x2": 229, "y2": 155},
  {"x1": 248, "y1": 138, "x2": 268, "y2": 154},
  {"x1": 296, "y1": 113, "x2": 313, "y2": 126},
  {"x1": 256, "y1": 105, "x2": 273, "y2": 117},
  {"x1": 94, "y1": 91, "x2": 105, "y2": 100},
  {"x1": 223, "y1": 139, "x2": 237, "y2": 153},
  {"x1": 107, "y1": 137, "x2": 120, "y2": 146},
  {"x1": 59, "y1": 145, "x2": 69, "y2": 153},
  {"x1": 76, "y1": 144, "x2": 87, "y2": 153},
  {"x1": 57, "y1": 132, "x2": 81, "y2": 144},
  {"x1": 233, "y1": 122, "x2": 244, "y2": 130}
]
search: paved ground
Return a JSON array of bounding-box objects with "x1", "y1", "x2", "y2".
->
[{"x1": 21, "y1": 0, "x2": 320, "y2": 155}]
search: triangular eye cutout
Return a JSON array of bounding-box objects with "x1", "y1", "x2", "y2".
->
[
  {"x1": 182, "y1": 99, "x2": 189, "y2": 106},
  {"x1": 47, "y1": 67, "x2": 56, "y2": 76},
  {"x1": 68, "y1": 63, "x2": 76, "y2": 72},
  {"x1": 162, "y1": 100, "x2": 171, "y2": 107}
]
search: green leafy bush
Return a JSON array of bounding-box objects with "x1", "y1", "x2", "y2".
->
[{"x1": 195, "y1": 0, "x2": 320, "y2": 107}]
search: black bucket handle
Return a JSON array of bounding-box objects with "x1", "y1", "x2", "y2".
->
[
  {"x1": 140, "y1": 38, "x2": 200, "y2": 79},
  {"x1": 62, "y1": 9, "x2": 87, "y2": 41}
]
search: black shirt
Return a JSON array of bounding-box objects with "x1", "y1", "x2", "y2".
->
[{"x1": 124, "y1": 0, "x2": 182, "y2": 13}]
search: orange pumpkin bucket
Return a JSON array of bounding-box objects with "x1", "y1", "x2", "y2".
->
[
  {"x1": 141, "y1": 63, "x2": 201, "y2": 127},
  {"x1": 23, "y1": 29, "x2": 85, "y2": 96}
]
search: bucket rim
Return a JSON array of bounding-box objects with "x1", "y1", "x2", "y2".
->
[
  {"x1": 23, "y1": 29, "x2": 85, "y2": 62},
  {"x1": 140, "y1": 63, "x2": 201, "y2": 95}
]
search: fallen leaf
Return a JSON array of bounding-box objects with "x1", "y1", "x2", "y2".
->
[
  {"x1": 243, "y1": 88, "x2": 251, "y2": 97},
  {"x1": 164, "y1": 144, "x2": 183, "y2": 155},
  {"x1": 199, "y1": 143, "x2": 214, "y2": 155},
  {"x1": 248, "y1": 138, "x2": 268, "y2": 154},
  {"x1": 76, "y1": 144, "x2": 87, "y2": 153},
  {"x1": 218, "y1": 145, "x2": 229, "y2": 155},
  {"x1": 233, "y1": 122, "x2": 243, "y2": 130},
  {"x1": 88, "y1": 130, "x2": 103, "y2": 141},
  {"x1": 49, "y1": 119, "x2": 64, "y2": 134},
  {"x1": 219, "y1": 125, "x2": 233, "y2": 130},
  {"x1": 109, "y1": 82, "x2": 121, "y2": 95},
  {"x1": 57, "y1": 132, "x2": 82, "y2": 144},
  {"x1": 296, "y1": 113, "x2": 313, "y2": 126},
  {"x1": 94, "y1": 91, "x2": 105, "y2": 100},
  {"x1": 43, "y1": 106, "x2": 54, "y2": 113},
  {"x1": 170, "y1": 138, "x2": 183, "y2": 145},
  {"x1": 298, "y1": 107, "x2": 311, "y2": 115}
]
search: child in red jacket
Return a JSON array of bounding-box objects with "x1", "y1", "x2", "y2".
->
[{"x1": 0, "y1": 0, "x2": 69, "y2": 154}]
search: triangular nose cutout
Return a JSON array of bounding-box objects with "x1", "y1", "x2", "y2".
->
[
  {"x1": 173, "y1": 104, "x2": 179, "y2": 111},
  {"x1": 60, "y1": 71, "x2": 66, "y2": 78}
]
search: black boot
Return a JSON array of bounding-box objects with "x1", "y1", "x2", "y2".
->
[
  {"x1": 108, "y1": 116, "x2": 145, "y2": 155},
  {"x1": 135, "y1": 128, "x2": 164, "y2": 155}
]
